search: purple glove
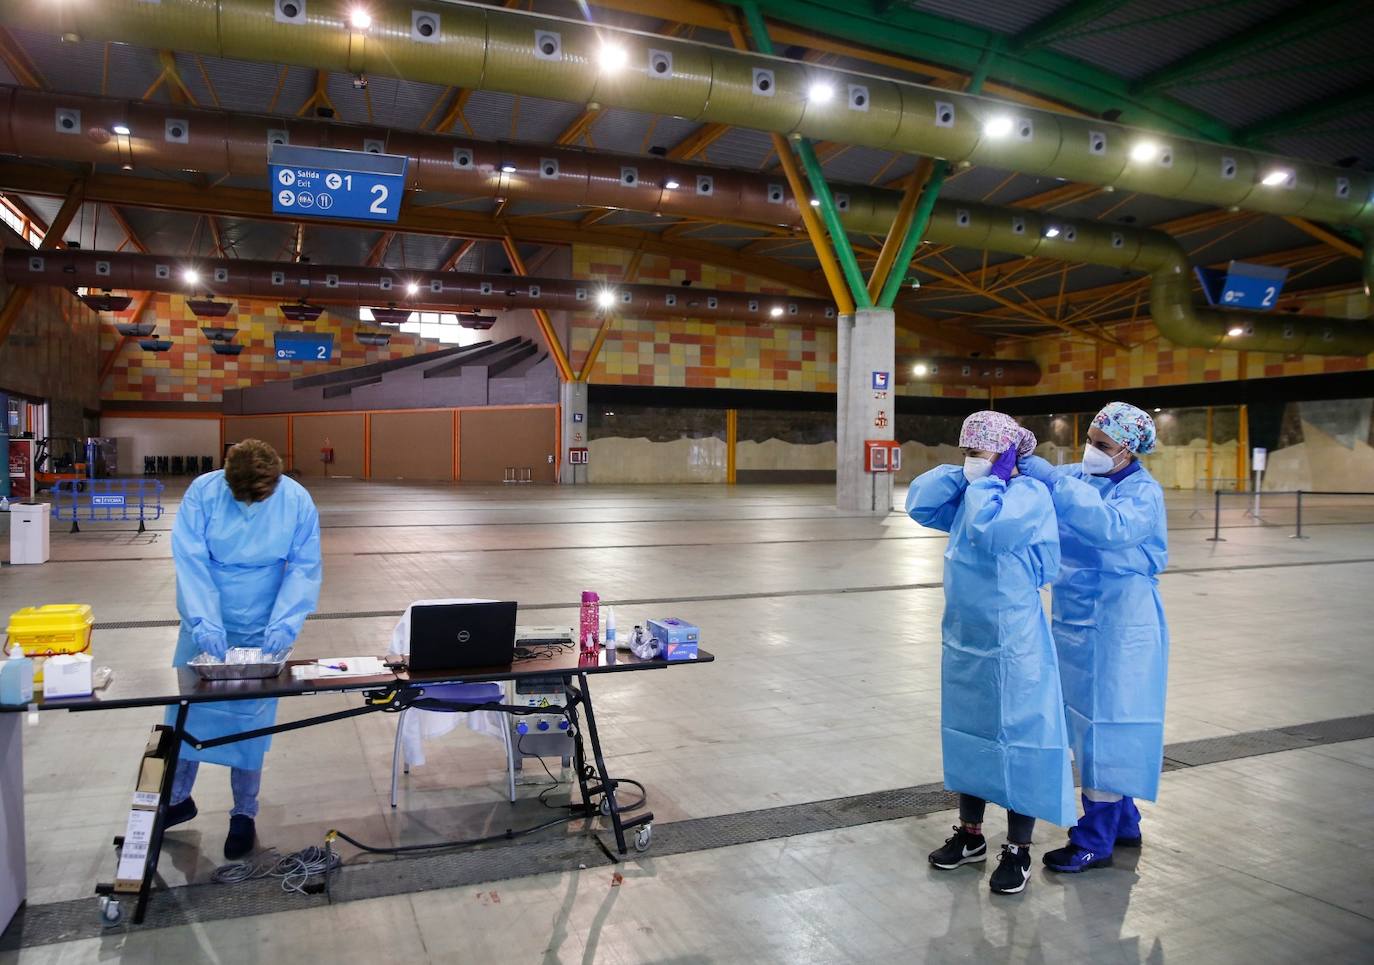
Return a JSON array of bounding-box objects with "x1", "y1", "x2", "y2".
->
[{"x1": 991, "y1": 445, "x2": 1018, "y2": 483}]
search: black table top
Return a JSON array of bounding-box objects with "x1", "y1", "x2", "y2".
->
[{"x1": 3, "y1": 647, "x2": 715, "y2": 713}]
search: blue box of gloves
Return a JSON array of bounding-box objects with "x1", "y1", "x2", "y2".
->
[{"x1": 647, "y1": 618, "x2": 699, "y2": 661}]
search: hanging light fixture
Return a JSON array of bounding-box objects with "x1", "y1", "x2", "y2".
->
[
  {"x1": 279, "y1": 301, "x2": 324, "y2": 321},
  {"x1": 78, "y1": 290, "x2": 133, "y2": 312},
  {"x1": 187, "y1": 298, "x2": 233, "y2": 317}
]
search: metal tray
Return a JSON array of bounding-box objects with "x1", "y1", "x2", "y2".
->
[{"x1": 188, "y1": 648, "x2": 290, "y2": 681}]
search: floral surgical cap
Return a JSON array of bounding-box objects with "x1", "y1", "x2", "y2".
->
[
  {"x1": 1092, "y1": 401, "x2": 1158, "y2": 455},
  {"x1": 959, "y1": 410, "x2": 1037, "y2": 456}
]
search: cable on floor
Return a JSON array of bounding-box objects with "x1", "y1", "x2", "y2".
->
[{"x1": 211, "y1": 844, "x2": 342, "y2": 894}]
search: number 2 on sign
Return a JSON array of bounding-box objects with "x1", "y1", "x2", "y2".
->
[
  {"x1": 1262, "y1": 285, "x2": 1275, "y2": 307},
  {"x1": 370, "y1": 184, "x2": 390, "y2": 215},
  {"x1": 316, "y1": 345, "x2": 327, "y2": 359}
]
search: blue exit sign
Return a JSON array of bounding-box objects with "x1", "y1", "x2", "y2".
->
[
  {"x1": 268, "y1": 145, "x2": 408, "y2": 223},
  {"x1": 1195, "y1": 261, "x2": 1289, "y2": 311},
  {"x1": 275, "y1": 333, "x2": 334, "y2": 361}
]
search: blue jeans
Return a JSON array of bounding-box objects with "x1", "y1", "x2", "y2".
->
[{"x1": 170, "y1": 759, "x2": 261, "y2": 819}]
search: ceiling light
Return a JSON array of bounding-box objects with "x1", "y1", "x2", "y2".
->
[
  {"x1": 809, "y1": 198, "x2": 820, "y2": 207},
  {"x1": 769, "y1": 305, "x2": 784, "y2": 317},
  {"x1": 664, "y1": 178, "x2": 680, "y2": 190},
  {"x1": 1227, "y1": 325, "x2": 1244, "y2": 336},
  {"x1": 808, "y1": 82, "x2": 834, "y2": 104},
  {"x1": 349, "y1": 8, "x2": 372, "y2": 30},
  {"x1": 406, "y1": 281, "x2": 420, "y2": 296},
  {"x1": 1043, "y1": 225, "x2": 1061, "y2": 238},
  {"x1": 182, "y1": 268, "x2": 200, "y2": 286},
  {"x1": 982, "y1": 115, "x2": 1013, "y2": 138},
  {"x1": 500, "y1": 163, "x2": 517, "y2": 174},
  {"x1": 1153, "y1": 408, "x2": 1162, "y2": 413},
  {"x1": 913, "y1": 363, "x2": 928, "y2": 376},
  {"x1": 112, "y1": 124, "x2": 131, "y2": 136},
  {"x1": 1129, "y1": 141, "x2": 1159, "y2": 163},
  {"x1": 596, "y1": 289, "x2": 617, "y2": 309},
  {"x1": 1261, "y1": 169, "x2": 1289, "y2": 187},
  {"x1": 599, "y1": 43, "x2": 628, "y2": 72}
]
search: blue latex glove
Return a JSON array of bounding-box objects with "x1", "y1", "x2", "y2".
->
[
  {"x1": 262, "y1": 627, "x2": 295, "y2": 658},
  {"x1": 1018, "y1": 454, "x2": 1056, "y2": 483},
  {"x1": 192, "y1": 625, "x2": 228, "y2": 660},
  {"x1": 991, "y1": 445, "x2": 1018, "y2": 483}
]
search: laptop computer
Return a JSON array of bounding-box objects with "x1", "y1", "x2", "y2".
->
[{"x1": 407, "y1": 601, "x2": 518, "y2": 671}]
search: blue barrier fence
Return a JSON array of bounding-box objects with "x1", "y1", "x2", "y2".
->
[{"x1": 49, "y1": 478, "x2": 166, "y2": 533}]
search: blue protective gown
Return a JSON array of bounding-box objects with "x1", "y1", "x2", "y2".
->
[
  {"x1": 1034, "y1": 458, "x2": 1169, "y2": 801},
  {"x1": 167, "y1": 471, "x2": 322, "y2": 769},
  {"x1": 906, "y1": 466, "x2": 1076, "y2": 828}
]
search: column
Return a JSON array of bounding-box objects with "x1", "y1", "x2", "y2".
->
[
  {"x1": 836, "y1": 308, "x2": 896, "y2": 513},
  {"x1": 559, "y1": 380, "x2": 589, "y2": 485}
]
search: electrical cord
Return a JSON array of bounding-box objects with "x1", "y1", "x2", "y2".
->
[{"x1": 211, "y1": 845, "x2": 342, "y2": 894}]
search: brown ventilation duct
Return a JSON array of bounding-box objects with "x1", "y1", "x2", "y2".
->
[
  {"x1": 899, "y1": 355, "x2": 1041, "y2": 387},
  {"x1": 3, "y1": 248, "x2": 839, "y2": 324}
]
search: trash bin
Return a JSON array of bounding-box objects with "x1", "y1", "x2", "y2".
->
[{"x1": 9, "y1": 501, "x2": 50, "y2": 565}]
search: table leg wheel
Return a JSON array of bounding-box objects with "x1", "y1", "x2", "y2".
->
[
  {"x1": 599, "y1": 796, "x2": 613, "y2": 817},
  {"x1": 99, "y1": 897, "x2": 123, "y2": 927},
  {"x1": 634, "y1": 824, "x2": 652, "y2": 853}
]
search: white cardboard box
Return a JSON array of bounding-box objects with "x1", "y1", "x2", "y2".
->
[{"x1": 41, "y1": 653, "x2": 93, "y2": 699}]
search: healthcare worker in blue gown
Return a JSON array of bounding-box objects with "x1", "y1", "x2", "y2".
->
[
  {"x1": 164, "y1": 438, "x2": 322, "y2": 859},
  {"x1": 1019, "y1": 401, "x2": 1168, "y2": 874},
  {"x1": 907, "y1": 410, "x2": 1075, "y2": 896}
]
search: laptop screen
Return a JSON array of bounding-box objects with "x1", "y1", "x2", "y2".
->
[{"x1": 408, "y1": 601, "x2": 518, "y2": 671}]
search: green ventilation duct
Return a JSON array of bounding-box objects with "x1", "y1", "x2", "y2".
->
[{"x1": 4, "y1": 0, "x2": 1372, "y2": 227}]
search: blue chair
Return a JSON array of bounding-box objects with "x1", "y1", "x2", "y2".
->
[{"x1": 390, "y1": 681, "x2": 517, "y2": 807}]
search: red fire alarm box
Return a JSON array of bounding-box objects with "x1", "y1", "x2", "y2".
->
[
  {"x1": 568, "y1": 447, "x2": 589, "y2": 465},
  {"x1": 864, "y1": 440, "x2": 901, "y2": 473}
]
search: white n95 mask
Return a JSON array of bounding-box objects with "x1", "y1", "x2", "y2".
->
[
  {"x1": 1082, "y1": 443, "x2": 1117, "y2": 476},
  {"x1": 963, "y1": 456, "x2": 993, "y2": 483}
]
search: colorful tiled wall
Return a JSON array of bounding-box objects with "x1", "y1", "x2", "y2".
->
[
  {"x1": 994, "y1": 290, "x2": 1374, "y2": 399},
  {"x1": 569, "y1": 246, "x2": 840, "y2": 392},
  {"x1": 101, "y1": 294, "x2": 433, "y2": 403}
]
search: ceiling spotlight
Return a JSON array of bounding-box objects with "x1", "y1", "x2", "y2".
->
[
  {"x1": 500, "y1": 163, "x2": 517, "y2": 174},
  {"x1": 1129, "y1": 141, "x2": 1159, "y2": 163},
  {"x1": 596, "y1": 289, "x2": 617, "y2": 309},
  {"x1": 1261, "y1": 169, "x2": 1290, "y2": 187},
  {"x1": 769, "y1": 305, "x2": 784, "y2": 317},
  {"x1": 664, "y1": 178, "x2": 680, "y2": 190},
  {"x1": 808, "y1": 82, "x2": 834, "y2": 104},
  {"x1": 112, "y1": 124, "x2": 131, "y2": 136},
  {"x1": 1227, "y1": 325, "x2": 1244, "y2": 336},
  {"x1": 599, "y1": 43, "x2": 628, "y2": 72},
  {"x1": 349, "y1": 8, "x2": 372, "y2": 30},
  {"x1": 406, "y1": 281, "x2": 420, "y2": 296},
  {"x1": 913, "y1": 363, "x2": 928, "y2": 377},
  {"x1": 1043, "y1": 225, "x2": 1061, "y2": 238},
  {"x1": 809, "y1": 198, "x2": 820, "y2": 207},
  {"x1": 982, "y1": 115, "x2": 1013, "y2": 138},
  {"x1": 182, "y1": 268, "x2": 200, "y2": 286},
  {"x1": 1153, "y1": 408, "x2": 1162, "y2": 413}
]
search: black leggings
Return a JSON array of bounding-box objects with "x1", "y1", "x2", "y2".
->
[{"x1": 959, "y1": 794, "x2": 1036, "y2": 845}]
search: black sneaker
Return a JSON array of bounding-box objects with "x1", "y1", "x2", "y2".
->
[
  {"x1": 224, "y1": 815, "x2": 256, "y2": 860},
  {"x1": 990, "y1": 844, "x2": 1032, "y2": 895},
  {"x1": 928, "y1": 826, "x2": 987, "y2": 870},
  {"x1": 164, "y1": 797, "x2": 197, "y2": 829}
]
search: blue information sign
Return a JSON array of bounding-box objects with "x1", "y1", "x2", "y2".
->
[
  {"x1": 90, "y1": 494, "x2": 125, "y2": 507},
  {"x1": 1194, "y1": 261, "x2": 1288, "y2": 311},
  {"x1": 275, "y1": 333, "x2": 334, "y2": 361},
  {"x1": 268, "y1": 145, "x2": 408, "y2": 223}
]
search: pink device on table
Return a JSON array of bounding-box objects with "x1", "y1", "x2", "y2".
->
[{"x1": 579, "y1": 591, "x2": 601, "y2": 653}]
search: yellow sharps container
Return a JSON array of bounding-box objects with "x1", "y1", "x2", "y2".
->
[{"x1": 5, "y1": 604, "x2": 95, "y2": 684}]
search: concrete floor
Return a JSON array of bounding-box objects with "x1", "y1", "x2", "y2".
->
[{"x1": 3, "y1": 480, "x2": 1373, "y2": 963}]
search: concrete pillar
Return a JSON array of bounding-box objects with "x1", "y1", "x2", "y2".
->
[
  {"x1": 559, "y1": 380, "x2": 589, "y2": 485},
  {"x1": 836, "y1": 308, "x2": 895, "y2": 513}
]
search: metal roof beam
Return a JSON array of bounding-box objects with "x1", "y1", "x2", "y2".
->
[
  {"x1": 1237, "y1": 85, "x2": 1374, "y2": 145},
  {"x1": 1133, "y1": 0, "x2": 1364, "y2": 94},
  {"x1": 1011, "y1": 0, "x2": 1123, "y2": 50}
]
